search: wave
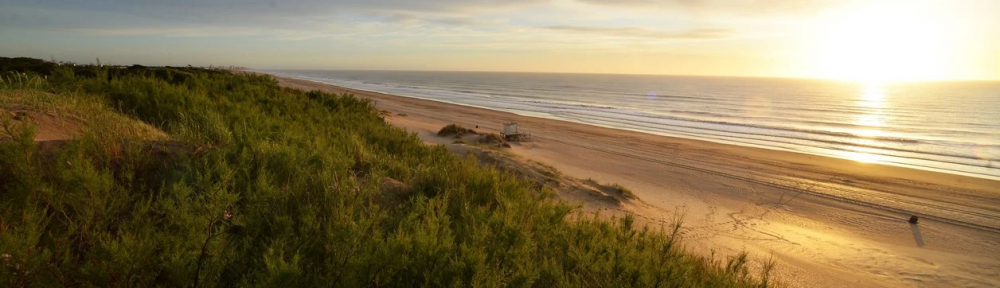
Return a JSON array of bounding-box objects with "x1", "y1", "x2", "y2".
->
[
  {"x1": 560, "y1": 111, "x2": 996, "y2": 164},
  {"x1": 270, "y1": 71, "x2": 1000, "y2": 179}
]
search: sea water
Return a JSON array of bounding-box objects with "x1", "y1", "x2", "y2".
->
[{"x1": 265, "y1": 70, "x2": 1000, "y2": 180}]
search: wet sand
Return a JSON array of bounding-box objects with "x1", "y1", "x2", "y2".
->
[{"x1": 272, "y1": 74, "x2": 1000, "y2": 288}]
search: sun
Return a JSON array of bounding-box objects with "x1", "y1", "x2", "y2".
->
[{"x1": 810, "y1": 1, "x2": 958, "y2": 83}]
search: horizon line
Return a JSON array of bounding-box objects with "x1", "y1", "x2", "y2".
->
[{"x1": 256, "y1": 67, "x2": 1000, "y2": 83}]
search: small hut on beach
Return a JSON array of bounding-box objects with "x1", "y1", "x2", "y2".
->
[{"x1": 501, "y1": 122, "x2": 531, "y2": 142}]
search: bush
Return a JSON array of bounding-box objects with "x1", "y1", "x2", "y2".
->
[
  {"x1": 437, "y1": 123, "x2": 472, "y2": 136},
  {"x1": 0, "y1": 57, "x2": 775, "y2": 288},
  {"x1": 612, "y1": 183, "x2": 638, "y2": 199}
]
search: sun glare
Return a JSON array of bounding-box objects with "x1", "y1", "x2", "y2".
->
[{"x1": 811, "y1": 1, "x2": 958, "y2": 83}]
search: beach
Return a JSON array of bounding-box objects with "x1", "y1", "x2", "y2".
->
[{"x1": 274, "y1": 75, "x2": 1000, "y2": 288}]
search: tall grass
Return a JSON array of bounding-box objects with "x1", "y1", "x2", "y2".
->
[{"x1": 0, "y1": 58, "x2": 775, "y2": 287}]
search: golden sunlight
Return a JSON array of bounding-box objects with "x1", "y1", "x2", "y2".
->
[
  {"x1": 842, "y1": 150, "x2": 881, "y2": 163},
  {"x1": 853, "y1": 83, "x2": 887, "y2": 137},
  {"x1": 811, "y1": 1, "x2": 959, "y2": 82},
  {"x1": 839, "y1": 139, "x2": 887, "y2": 164}
]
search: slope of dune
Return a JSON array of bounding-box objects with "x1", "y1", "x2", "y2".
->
[{"x1": 273, "y1": 74, "x2": 1000, "y2": 288}]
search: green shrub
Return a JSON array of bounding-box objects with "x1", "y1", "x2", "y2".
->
[
  {"x1": 0, "y1": 57, "x2": 775, "y2": 288},
  {"x1": 437, "y1": 124, "x2": 472, "y2": 137}
]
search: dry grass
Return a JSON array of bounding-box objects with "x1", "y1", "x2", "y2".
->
[
  {"x1": 437, "y1": 123, "x2": 474, "y2": 137},
  {"x1": 0, "y1": 89, "x2": 166, "y2": 142}
]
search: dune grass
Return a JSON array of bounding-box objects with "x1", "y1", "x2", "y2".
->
[
  {"x1": 437, "y1": 123, "x2": 475, "y2": 137},
  {"x1": 611, "y1": 183, "x2": 638, "y2": 200},
  {"x1": 0, "y1": 58, "x2": 775, "y2": 287}
]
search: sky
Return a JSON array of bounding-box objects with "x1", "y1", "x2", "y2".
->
[{"x1": 1, "y1": 0, "x2": 998, "y2": 81}]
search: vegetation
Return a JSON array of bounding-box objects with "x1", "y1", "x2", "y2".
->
[
  {"x1": 583, "y1": 178, "x2": 638, "y2": 201},
  {"x1": 0, "y1": 57, "x2": 58, "y2": 75},
  {"x1": 477, "y1": 133, "x2": 506, "y2": 145},
  {"x1": 611, "y1": 183, "x2": 638, "y2": 200},
  {"x1": 0, "y1": 57, "x2": 774, "y2": 287},
  {"x1": 437, "y1": 123, "x2": 474, "y2": 137}
]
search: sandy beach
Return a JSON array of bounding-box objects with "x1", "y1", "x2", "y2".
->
[{"x1": 273, "y1": 75, "x2": 1000, "y2": 288}]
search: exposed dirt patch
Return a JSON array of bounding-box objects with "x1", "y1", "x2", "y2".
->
[
  {"x1": 1, "y1": 109, "x2": 84, "y2": 141},
  {"x1": 1, "y1": 106, "x2": 166, "y2": 142}
]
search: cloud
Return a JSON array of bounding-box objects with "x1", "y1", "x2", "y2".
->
[
  {"x1": 4, "y1": 0, "x2": 549, "y2": 19},
  {"x1": 542, "y1": 25, "x2": 731, "y2": 39},
  {"x1": 574, "y1": 0, "x2": 843, "y2": 15},
  {"x1": 0, "y1": 0, "x2": 548, "y2": 36},
  {"x1": 365, "y1": 11, "x2": 485, "y2": 27},
  {"x1": 576, "y1": 0, "x2": 702, "y2": 7}
]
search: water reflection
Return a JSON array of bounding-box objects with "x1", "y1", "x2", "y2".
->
[
  {"x1": 842, "y1": 147, "x2": 886, "y2": 163},
  {"x1": 842, "y1": 83, "x2": 889, "y2": 163},
  {"x1": 855, "y1": 84, "x2": 886, "y2": 132},
  {"x1": 859, "y1": 85, "x2": 886, "y2": 107}
]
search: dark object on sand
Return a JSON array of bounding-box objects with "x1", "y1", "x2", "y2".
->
[{"x1": 908, "y1": 215, "x2": 919, "y2": 224}]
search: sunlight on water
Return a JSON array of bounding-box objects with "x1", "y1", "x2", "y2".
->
[
  {"x1": 860, "y1": 84, "x2": 885, "y2": 105},
  {"x1": 846, "y1": 84, "x2": 888, "y2": 163},
  {"x1": 854, "y1": 129, "x2": 884, "y2": 138},
  {"x1": 839, "y1": 142, "x2": 888, "y2": 164},
  {"x1": 853, "y1": 83, "x2": 887, "y2": 139},
  {"x1": 275, "y1": 70, "x2": 1000, "y2": 179},
  {"x1": 855, "y1": 113, "x2": 883, "y2": 126},
  {"x1": 842, "y1": 151, "x2": 880, "y2": 163}
]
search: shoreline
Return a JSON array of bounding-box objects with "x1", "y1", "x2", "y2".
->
[
  {"x1": 270, "y1": 73, "x2": 1000, "y2": 288},
  {"x1": 261, "y1": 71, "x2": 1000, "y2": 182}
]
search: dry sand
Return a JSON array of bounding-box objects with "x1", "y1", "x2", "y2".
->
[{"x1": 273, "y1": 75, "x2": 1000, "y2": 288}]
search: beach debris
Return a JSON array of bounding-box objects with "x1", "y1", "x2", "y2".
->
[{"x1": 908, "y1": 215, "x2": 919, "y2": 224}]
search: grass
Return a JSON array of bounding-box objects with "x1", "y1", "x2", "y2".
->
[
  {"x1": 0, "y1": 89, "x2": 165, "y2": 142},
  {"x1": 583, "y1": 178, "x2": 638, "y2": 200},
  {"x1": 477, "y1": 133, "x2": 505, "y2": 145},
  {"x1": 0, "y1": 57, "x2": 776, "y2": 287},
  {"x1": 611, "y1": 183, "x2": 638, "y2": 200},
  {"x1": 437, "y1": 123, "x2": 474, "y2": 137}
]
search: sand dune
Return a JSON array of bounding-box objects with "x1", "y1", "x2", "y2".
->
[{"x1": 273, "y1": 75, "x2": 1000, "y2": 288}]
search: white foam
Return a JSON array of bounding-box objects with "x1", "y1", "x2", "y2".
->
[{"x1": 267, "y1": 70, "x2": 1000, "y2": 180}]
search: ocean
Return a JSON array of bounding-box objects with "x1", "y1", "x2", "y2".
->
[{"x1": 264, "y1": 70, "x2": 1000, "y2": 180}]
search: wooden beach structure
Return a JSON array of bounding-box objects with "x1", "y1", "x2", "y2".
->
[{"x1": 501, "y1": 122, "x2": 531, "y2": 142}]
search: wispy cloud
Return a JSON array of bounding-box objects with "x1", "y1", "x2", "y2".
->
[
  {"x1": 543, "y1": 26, "x2": 731, "y2": 40},
  {"x1": 576, "y1": 0, "x2": 702, "y2": 7},
  {"x1": 575, "y1": 0, "x2": 843, "y2": 15},
  {"x1": 4, "y1": 0, "x2": 551, "y2": 21},
  {"x1": 0, "y1": 0, "x2": 548, "y2": 36}
]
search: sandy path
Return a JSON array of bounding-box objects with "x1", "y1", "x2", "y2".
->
[{"x1": 272, "y1": 75, "x2": 1000, "y2": 288}]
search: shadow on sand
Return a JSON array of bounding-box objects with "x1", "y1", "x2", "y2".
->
[{"x1": 910, "y1": 223, "x2": 925, "y2": 247}]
